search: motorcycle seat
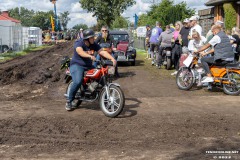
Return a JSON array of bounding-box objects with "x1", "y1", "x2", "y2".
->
[{"x1": 225, "y1": 62, "x2": 240, "y2": 69}]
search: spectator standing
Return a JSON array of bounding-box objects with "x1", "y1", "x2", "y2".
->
[
  {"x1": 231, "y1": 27, "x2": 240, "y2": 61},
  {"x1": 149, "y1": 21, "x2": 163, "y2": 65},
  {"x1": 145, "y1": 24, "x2": 152, "y2": 59},
  {"x1": 170, "y1": 23, "x2": 175, "y2": 32},
  {"x1": 188, "y1": 30, "x2": 206, "y2": 52},
  {"x1": 189, "y1": 16, "x2": 202, "y2": 39},
  {"x1": 179, "y1": 18, "x2": 191, "y2": 47},
  {"x1": 171, "y1": 21, "x2": 183, "y2": 75},
  {"x1": 78, "y1": 28, "x2": 84, "y2": 39}
]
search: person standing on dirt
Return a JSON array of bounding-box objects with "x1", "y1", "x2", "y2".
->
[
  {"x1": 78, "y1": 28, "x2": 84, "y2": 39},
  {"x1": 179, "y1": 18, "x2": 191, "y2": 47},
  {"x1": 149, "y1": 21, "x2": 163, "y2": 66},
  {"x1": 66, "y1": 29, "x2": 117, "y2": 111},
  {"x1": 189, "y1": 16, "x2": 202, "y2": 39},
  {"x1": 94, "y1": 26, "x2": 120, "y2": 77},
  {"x1": 145, "y1": 24, "x2": 152, "y2": 59}
]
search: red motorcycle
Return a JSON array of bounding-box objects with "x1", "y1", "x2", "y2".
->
[{"x1": 61, "y1": 57, "x2": 125, "y2": 118}]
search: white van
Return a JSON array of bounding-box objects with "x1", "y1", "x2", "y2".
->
[
  {"x1": 136, "y1": 26, "x2": 147, "y2": 38},
  {"x1": 28, "y1": 27, "x2": 42, "y2": 45}
]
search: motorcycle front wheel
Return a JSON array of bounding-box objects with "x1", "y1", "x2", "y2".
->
[
  {"x1": 176, "y1": 67, "x2": 195, "y2": 90},
  {"x1": 99, "y1": 85, "x2": 125, "y2": 118}
]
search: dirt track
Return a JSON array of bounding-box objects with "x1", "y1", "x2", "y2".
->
[{"x1": 0, "y1": 42, "x2": 240, "y2": 160}]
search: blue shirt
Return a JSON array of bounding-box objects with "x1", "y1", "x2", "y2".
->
[
  {"x1": 150, "y1": 27, "x2": 162, "y2": 43},
  {"x1": 70, "y1": 39, "x2": 101, "y2": 67}
]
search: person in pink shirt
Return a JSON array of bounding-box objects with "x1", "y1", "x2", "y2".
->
[{"x1": 171, "y1": 21, "x2": 183, "y2": 76}]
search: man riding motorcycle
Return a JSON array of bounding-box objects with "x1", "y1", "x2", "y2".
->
[
  {"x1": 195, "y1": 25, "x2": 234, "y2": 83},
  {"x1": 157, "y1": 25, "x2": 173, "y2": 68},
  {"x1": 66, "y1": 29, "x2": 117, "y2": 111},
  {"x1": 94, "y1": 26, "x2": 120, "y2": 77}
]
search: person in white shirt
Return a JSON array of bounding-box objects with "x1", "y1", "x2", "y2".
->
[
  {"x1": 189, "y1": 16, "x2": 202, "y2": 39},
  {"x1": 194, "y1": 25, "x2": 234, "y2": 83},
  {"x1": 188, "y1": 30, "x2": 206, "y2": 52}
]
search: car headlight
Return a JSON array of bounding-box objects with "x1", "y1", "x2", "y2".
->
[{"x1": 108, "y1": 66, "x2": 115, "y2": 75}]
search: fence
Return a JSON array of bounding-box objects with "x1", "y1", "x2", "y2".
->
[{"x1": 0, "y1": 23, "x2": 42, "y2": 54}]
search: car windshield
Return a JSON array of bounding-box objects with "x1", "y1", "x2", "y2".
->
[{"x1": 112, "y1": 34, "x2": 129, "y2": 42}]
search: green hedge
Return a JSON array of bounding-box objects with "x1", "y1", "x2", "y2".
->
[{"x1": 223, "y1": 3, "x2": 237, "y2": 30}]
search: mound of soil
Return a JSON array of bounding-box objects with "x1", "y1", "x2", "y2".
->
[{"x1": 0, "y1": 42, "x2": 73, "y2": 86}]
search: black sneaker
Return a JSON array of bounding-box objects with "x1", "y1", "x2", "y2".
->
[
  {"x1": 65, "y1": 102, "x2": 73, "y2": 111},
  {"x1": 71, "y1": 101, "x2": 79, "y2": 109}
]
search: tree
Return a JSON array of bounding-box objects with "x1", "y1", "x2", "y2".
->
[
  {"x1": 72, "y1": 24, "x2": 88, "y2": 31},
  {"x1": 223, "y1": 3, "x2": 236, "y2": 30},
  {"x1": 9, "y1": 7, "x2": 35, "y2": 26},
  {"x1": 138, "y1": 0, "x2": 194, "y2": 28},
  {"x1": 59, "y1": 11, "x2": 70, "y2": 31},
  {"x1": 79, "y1": 0, "x2": 135, "y2": 27},
  {"x1": 112, "y1": 16, "x2": 129, "y2": 29},
  {"x1": 32, "y1": 11, "x2": 54, "y2": 30}
]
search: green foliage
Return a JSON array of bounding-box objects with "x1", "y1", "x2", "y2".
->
[
  {"x1": 112, "y1": 16, "x2": 129, "y2": 29},
  {"x1": 138, "y1": 0, "x2": 194, "y2": 28},
  {"x1": 59, "y1": 11, "x2": 71, "y2": 31},
  {"x1": 223, "y1": 3, "x2": 237, "y2": 30},
  {"x1": 8, "y1": 7, "x2": 69, "y2": 31},
  {"x1": 72, "y1": 24, "x2": 88, "y2": 31},
  {"x1": 32, "y1": 11, "x2": 54, "y2": 30},
  {"x1": 9, "y1": 7, "x2": 35, "y2": 26},
  {"x1": 79, "y1": 0, "x2": 135, "y2": 27}
]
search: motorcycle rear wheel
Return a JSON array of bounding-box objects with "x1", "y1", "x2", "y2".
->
[
  {"x1": 66, "y1": 81, "x2": 82, "y2": 107},
  {"x1": 176, "y1": 67, "x2": 195, "y2": 90},
  {"x1": 223, "y1": 72, "x2": 240, "y2": 95},
  {"x1": 99, "y1": 85, "x2": 125, "y2": 118},
  {"x1": 166, "y1": 57, "x2": 171, "y2": 70}
]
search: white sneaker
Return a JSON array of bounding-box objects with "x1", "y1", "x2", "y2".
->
[
  {"x1": 201, "y1": 77, "x2": 214, "y2": 83},
  {"x1": 171, "y1": 71, "x2": 178, "y2": 76}
]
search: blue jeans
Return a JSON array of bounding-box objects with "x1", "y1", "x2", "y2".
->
[
  {"x1": 93, "y1": 54, "x2": 101, "y2": 68},
  {"x1": 93, "y1": 53, "x2": 119, "y2": 76},
  {"x1": 68, "y1": 64, "x2": 86, "y2": 102}
]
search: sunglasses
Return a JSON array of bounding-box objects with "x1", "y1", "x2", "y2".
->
[{"x1": 102, "y1": 30, "x2": 108, "y2": 32}]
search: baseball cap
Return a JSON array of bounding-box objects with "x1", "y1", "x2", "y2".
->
[
  {"x1": 189, "y1": 16, "x2": 199, "y2": 21},
  {"x1": 80, "y1": 28, "x2": 83, "y2": 30},
  {"x1": 215, "y1": 20, "x2": 224, "y2": 25},
  {"x1": 146, "y1": 24, "x2": 150, "y2": 27},
  {"x1": 183, "y1": 18, "x2": 190, "y2": 23}
]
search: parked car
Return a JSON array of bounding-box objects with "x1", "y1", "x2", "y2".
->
[
  {"x1": 110, "y1": 30, "x2": 136, "y2": 66},
  {"x1": 0, "y1": 45, "x2": 10, "y2": 53}
]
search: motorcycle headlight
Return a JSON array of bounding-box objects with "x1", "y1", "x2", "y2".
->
[{"x1": 108, "y1": 66, "x2": 115, "y2": 75}]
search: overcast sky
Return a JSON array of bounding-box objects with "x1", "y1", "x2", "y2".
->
[{"x1": 0, "y1": 0, "x2": 209, "y2": 28}]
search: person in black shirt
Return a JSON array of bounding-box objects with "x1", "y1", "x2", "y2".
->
[
  {"x1": 179, "y1": 18, "x2": 191, "y2": 47},
  {"x1": 231, "y1": 27, "x2": 240, "y2": 61},
  {"x1": 145, "y1": 24, "x2": 151, "y2": 59},
  {"x1": 94, "y1": 26, "x2": 120, "y2": 77},
  {"x1": 66, "y1": 29, "x2": 117, "y2": 111}
]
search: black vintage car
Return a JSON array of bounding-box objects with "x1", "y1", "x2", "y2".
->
[{"x1": 110, "y1": 30, "x2": 136, "y2": 66}]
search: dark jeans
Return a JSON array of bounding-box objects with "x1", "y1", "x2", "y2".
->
[
  {"x1": 93, "y1": 53, "x2": 119, "y2": 76},
  {"x1": 68, "y1": 64, "x2": 90, "y2": 102},
  {"x1": 150, "y1": 43, "x2": 159, "y2": 60},
  {"x1": 201, "y1": 56, "x2": 214, "y2": 74},
  {"x1": 172, "y1": 53, "x2": 180, "y2": 70},
  {"x1": 157, "y1": 47, "x2": 164, "y2": 65}
]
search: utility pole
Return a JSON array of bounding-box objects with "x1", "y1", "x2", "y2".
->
[{"x1": 50, "y1": 0, "x2": 58, "y2": 31}]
